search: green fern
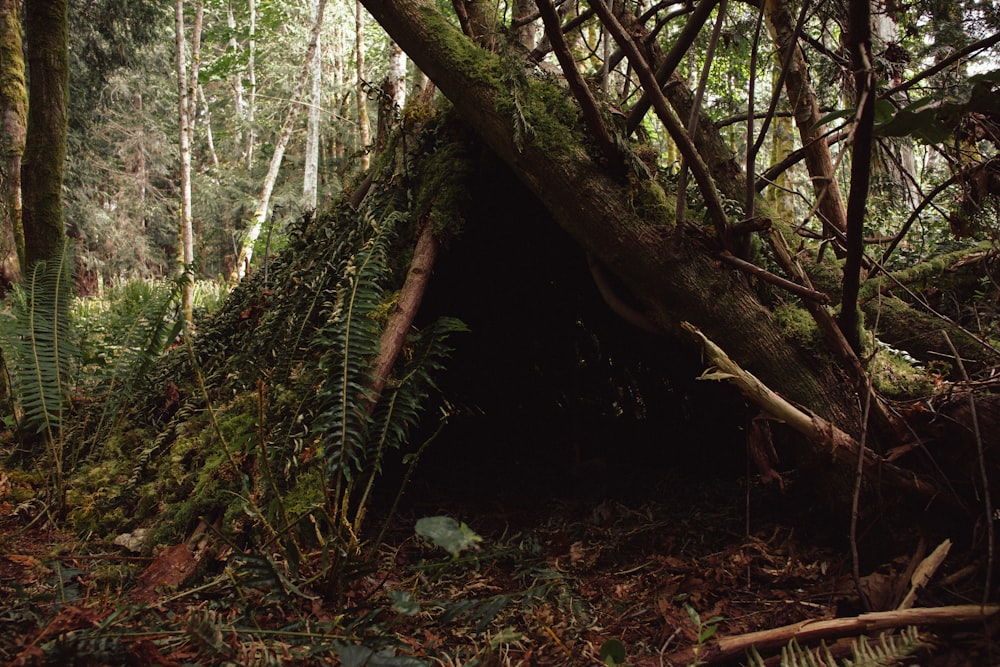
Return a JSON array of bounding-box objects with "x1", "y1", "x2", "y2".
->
[
  {"x1": 314, "y1": 214, "x2": 400, "y2": 482},
  {"x1": 746, "y1": 626, "x2": 927, "y2": 667},
  {"x1": 77, "y1": 276, "x2": 187, "y2": 444},
  {"x1": 0, "y1": 244, "x2": 78, "y2": 452}
]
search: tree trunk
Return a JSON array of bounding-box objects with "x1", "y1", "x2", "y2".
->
[
  {"x1": 176, "y1": 0, "x2": 195, "y2": 321},
  {"x1": 764, "y1": 0, "x2": 848, "y2": 240},
  {"x1": 357, "y1": 0, "x2": 863, "y2": 439},
  {"x1": 22, "y1": 0, "x2": 68, "y2": 268},
  {"x1": 0, "y1": 0, "x2": 25, "y2": 284},
  {"x1": 355, "y1": 0, "x2": 371, "y2": 171},
  {"x1": 304, "y1": 0, "x2": 323, "y2": 209},
  {"x1": 233, "y1": 0, "x2": 327, "y2": 281}
]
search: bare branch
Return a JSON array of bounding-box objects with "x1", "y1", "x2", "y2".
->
[{"x1": 536, "y1": 0, "x2": 620, "y2": 168}]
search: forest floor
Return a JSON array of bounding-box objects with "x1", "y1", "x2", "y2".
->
[{"x1": 0, "y1": 462, "x2": 997, "y2": 666}]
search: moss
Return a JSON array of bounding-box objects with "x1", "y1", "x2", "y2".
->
[
  {"x1": 628, "y1": 173, "x2": 674, "y2": 223},
  {"x1": 869, "y1": 349, "x2": 935, "y2": 399},
  {"x1": 411, "y1": 135, "x2": 477, "y2": 239},
  {"x1": 773, "y1": 303, "x2": 824, "y2": 349}
]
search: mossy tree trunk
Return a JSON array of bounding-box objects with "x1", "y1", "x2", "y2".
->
[
  {"x1": 21, "y1": 0, "x2": 68, "y2": 268},
  {"x1": 0, "y1": 0, "x2": 24, "y2": 286}
]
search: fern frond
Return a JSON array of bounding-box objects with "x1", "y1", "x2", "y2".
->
[
  {"x1": 315, "y1": 215, "x2": 401, "y2": 480},
  {"x1": 0, "y1": 243, "x2": 78, "y2": 449},
  {"x1": 746, "y1": 626, "x2": 928, "y2": 667}
]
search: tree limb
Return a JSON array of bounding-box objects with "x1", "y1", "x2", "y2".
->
[
  {"x1": 536, "y1": 0, "x2": 620, "y2": 169},
  {"x1": 681, "y1": 321, "x2": 939, "y2": 499}
]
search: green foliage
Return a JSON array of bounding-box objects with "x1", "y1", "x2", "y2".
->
[
  {"x1": 0, "y1": 246, "x2": 78, "y2": 452},
  {"x1": 415, "y1": 515, "x2": 483, "y2": 557}
]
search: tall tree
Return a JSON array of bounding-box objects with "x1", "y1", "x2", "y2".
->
[
  {"x1": 22, "y1": 0, "x2": 69, "y2": 267},
  {"x1": 304, "y1": 0, "x2": 323, "y2": 209},
  {"x1": 175, "y1": 0, "x2": 195, "y2": 320},
  {"x1": 355, "y1": 0, "x2": 371, "y2": 171},
  {"x1": 233, "y1": 0, "x2": 327, "y2": 280},
  {"x1": 0, "y1": 0, "x2": 25, "y2": 284}
]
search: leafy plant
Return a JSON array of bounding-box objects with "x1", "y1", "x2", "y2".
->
[
  {"x1": 684, "y1": 603, "x2": 723, "y2": 666},
  {"x1": 415, "y1": 515, "x2": 483, "y2": 558},
  {"x1": 0, "y1": 243, "x2": 79, "y2": 491}
]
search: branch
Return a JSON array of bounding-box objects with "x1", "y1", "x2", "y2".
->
[
  {"x1": 718, "y1": 250, "x2": 830, "y2": 303},
  {"x1": 624, "y1": 0, "x2": 720, "y2": 135},
  {"x1": 588, "y1": 0, "x2": 731, "y2": 242},
  {"x1": 884, "y1": 31, "x2": 1000, "y2": 98},
  {"x1": 681, "y1": 322, "x2": 939, "y2": 499},
  {"x1": 366, "y1": 223, "x2": 438, "y2": 403},
  {"x1": 536, "y1": 0, "x2": 619, "y2": 168},
  {"x1": 667, "y1": 604, "x2": 999, "y2": 666}
]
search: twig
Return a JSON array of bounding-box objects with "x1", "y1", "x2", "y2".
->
[
  {"x1": 899, "y1": 539, "x2": 952, "y2": 610},
  {"x1": 680, "y1": 322, "x2": 939, "y2": 499}
]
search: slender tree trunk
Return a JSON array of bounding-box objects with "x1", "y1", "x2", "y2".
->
[
  {"x1": 246, "y1": 0, "x2": 257, "y2": 170},
  {"x1": 22, "y1": 0, "x2": 68, "y2": 267},
  {"x1": 176, "y1": 0, "x2": 195, "y2": 321},
  {"x1": 838, "y1": 0, "x2": 876, "y2": 352},
  {"x1": 227, "y1": 1, "x2": 247, "y2": 164},
  {"x1": 356, "y1": 0, "x2": 371, "y2": 171},
  {"x1": 0, "y1": 0, "x2": 25, "y2": 283},
  {"x1": 764, "y1": 0, "x2": 848, "y2": 239},
  {"x1": 304, "y1": 0, "x2": 323, "y2": 210},
  {"x1": 233, "y1": 0, "x2": 327, "y2": 281}
]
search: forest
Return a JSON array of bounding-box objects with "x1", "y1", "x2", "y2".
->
[{"x1": 0, "y1": 0, "x2": 998, "y2": 664}]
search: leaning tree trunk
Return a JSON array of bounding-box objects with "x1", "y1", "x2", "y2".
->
[{"x1": 357, "y1": 0, "x2": 864, "y2": 438}]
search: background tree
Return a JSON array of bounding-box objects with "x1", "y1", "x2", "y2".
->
[{"x1": 0, "y1": 0, "x2": 24, "y2": 286}]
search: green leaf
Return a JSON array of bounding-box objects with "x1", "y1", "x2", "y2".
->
[
  {"x1": 809, "y1": 107, "x2": 854, "y2": 132},
  {"x1": 388, "y1": 590, "x2": 421, "y2": 616},
  {"x1": 600, "y1": 638, "x2": 627, "y2": 665},
  {"x1": 415, "y1": 515, "x2": 482, "y2": 557}
]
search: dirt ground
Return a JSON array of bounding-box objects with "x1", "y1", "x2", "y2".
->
[{"x1": 1, "y1": 461, "x2": 997, "y2": 666}]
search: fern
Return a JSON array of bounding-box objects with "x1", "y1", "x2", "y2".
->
[
  {"x1": 746, "y1": 626, "x2": 928, "y2": 667},
  {"x1": 0, "y1": 244, "x2": 78, "y2": 453},
  {"x1": 80, "y1": 276, "x2": 187, "y2": 444},
  {"x1": 314, "y1": 213, "x2": 399, "y2": 481}
]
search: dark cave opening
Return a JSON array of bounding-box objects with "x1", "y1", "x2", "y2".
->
[{"x1": 407, "y1": 151, "x2": 751, "y2": 506}]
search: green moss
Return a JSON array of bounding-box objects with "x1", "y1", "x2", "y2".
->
[
  {"x1": 773, "y1": 303, "x2": 824, "y2": 349},
  {"x1": 628, "y1": 174, "x2": 674, "y2": 223},
  {"x1": 411, "y1": 136, "x2": 477, "y2": 239},
  {"x1": 869, "y1": 349, "x2": 935, "y2": 399}
]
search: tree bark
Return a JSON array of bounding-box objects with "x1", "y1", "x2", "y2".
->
[
  {"x1": 764, "y1": 0, "x2": 848, "y2": 240},
  {"x1": 0, "y1": 0, "x2": 25, "y2": 284},
  {"x1": 176, "y1": 0, "x2": 195, "y2": 321},
  {"x1": 22, "y1": 0, "x2": 68, "y2": 268}
]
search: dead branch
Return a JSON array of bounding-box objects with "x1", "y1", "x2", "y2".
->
[
  {"x1": 367, "y1": 222, "x2": 438, "y2": 403},
  {"x1": 667, "y1": 603, "x2": 999, "y2": 666},
  {"x1": 680, "y1": 322, "x2": 939, "y2": 499}
]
